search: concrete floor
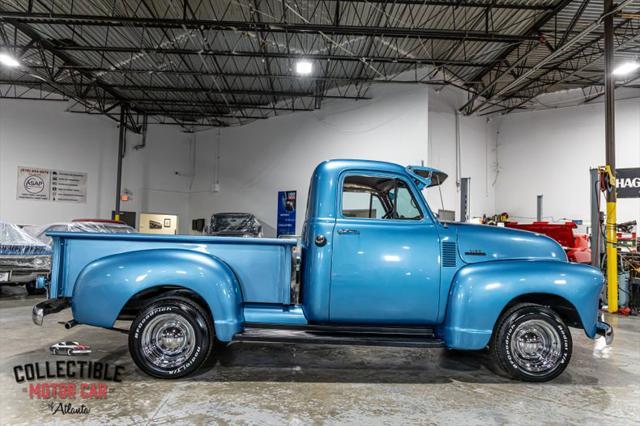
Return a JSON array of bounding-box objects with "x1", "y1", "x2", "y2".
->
[{"x1": 1, "y1": 286, "x2": 638, "y2": 425}]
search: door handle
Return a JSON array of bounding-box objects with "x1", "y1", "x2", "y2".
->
[{"x1": 337, "y1": 229, "x2": 360, "y2": 235}]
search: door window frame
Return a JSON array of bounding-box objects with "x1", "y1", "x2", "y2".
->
[{"x1": 337, "y1": 170, "x2": 434, "y2": 225}]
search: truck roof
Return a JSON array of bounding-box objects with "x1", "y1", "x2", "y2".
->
[
  {"x1": 308, "y1": 159, "x2": 444, "y2": 220},
  {"x1": 316, "y1": 159, "x2": 408, "y2": 176},
  {"x1": 317, "y1": 159, "x2": 445, "y2": 179}
]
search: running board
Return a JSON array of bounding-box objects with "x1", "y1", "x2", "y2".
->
[
  {"x1": 244, "y1": 322, "x2": 438, "y2": 337},
  {"x1": 233, "y1": 327, "x2": 445, "y2": 348}
]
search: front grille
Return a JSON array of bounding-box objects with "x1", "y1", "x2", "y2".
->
[
  {"x1": 442, "y1": 242, "x2": 457, "y2": 268},
  {"x1": 0, "y1": 255, "x2": 51, "y2": 269}
]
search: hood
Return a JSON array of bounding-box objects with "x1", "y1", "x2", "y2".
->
[{"x1": 451, "y1": 223, "x2": 567, "y2": 264}]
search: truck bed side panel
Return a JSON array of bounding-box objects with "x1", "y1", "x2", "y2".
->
[{"x1": 51, "y1": 233, "x2": 294, "y2": 305}]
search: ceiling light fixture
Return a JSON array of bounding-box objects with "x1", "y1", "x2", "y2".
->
[
  {"x1": 295, "y1": 60, "x2": 313, "y2": 75},
  {"x1": 0, "y1": 52, "x2": 20, "y2": 68},
  {"x1": 613, "y1": 59, "x2": 640, "y2": 76}
]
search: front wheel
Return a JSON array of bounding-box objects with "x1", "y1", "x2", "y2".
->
[
  {"x1": 129, "y1": 296, "x2": 213, "y2": 379},
  {"x1": 490, "y1": 303, "x2": 572, "y2": 382}
]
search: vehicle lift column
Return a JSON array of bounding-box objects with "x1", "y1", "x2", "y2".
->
[
  {"x1": 590, "y1": 169, "x2": 602, "y2": 267},
  {"x1": 604, "y1": 0, "x2": 618, "y2": 312}
]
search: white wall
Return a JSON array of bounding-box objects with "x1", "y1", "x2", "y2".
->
[
  {"x1": 188, "y1": 84, "x2": 433, "y2": 236},
  {"x1": 0, "y1": 99, "x2": 193, "y2": 233},
  {"x1": 427, "y1": 87, "x2": 497, "y2": 220},
  {"x1": 3, "y1": 85, "x2": 636, "y2": 236},
  {"x1": 494, "y1": 98, "x2": 640, "y2": 225}
]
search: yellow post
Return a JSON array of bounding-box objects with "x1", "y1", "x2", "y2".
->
[{"x1": 606, "y1": 200, "x2": 618, "y2": 312}]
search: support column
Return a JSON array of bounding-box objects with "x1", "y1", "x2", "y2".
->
[
  {"x1": 460, "y1": 177, "x2": 470, "y2": 222},
  {"x1": 536, "y1": 195, "x2": 543, "y2": 222},
  {"x1": 604, "y1": 0, "x2": 617, "y2": 312},
  {"x1": 114, "y1": 105, "x2": 127, "y2": 221}
]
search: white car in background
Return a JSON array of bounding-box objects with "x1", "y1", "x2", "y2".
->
[
  {"x1": 0, "y1": 222, "x2": 52, "y2": 294},
  {"x1": 23, "y1": 219, "x2": 136, "y2": 246}
]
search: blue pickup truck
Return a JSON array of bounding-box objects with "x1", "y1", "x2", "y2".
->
[{"x1": 33, "y1": 159, "x2": 612, "y2": 382}]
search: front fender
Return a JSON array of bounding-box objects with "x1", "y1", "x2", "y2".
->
[
  {"x1": 442, "y1": 260, "x2": 603, "y2": 350},
  {"x1": 72, "y1": 249, "x2": 243, "y2": 341}
]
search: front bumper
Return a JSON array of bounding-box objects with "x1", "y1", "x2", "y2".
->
[
  {"x1": 0, "y1": 269, "x2": 49, "y2": 284},
  {"x1": 32, "y1": 298, "x2": 71, "y2": 326},
  {"x1": 595, "y1": 319, "x2": 614, "y2": 345}
]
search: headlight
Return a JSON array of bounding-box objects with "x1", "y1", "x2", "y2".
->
[{"x1": 33, "y1": 256, "x2": 51, "y2": 269}]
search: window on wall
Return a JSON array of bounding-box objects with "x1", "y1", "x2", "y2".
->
[{"x1": 342, "y1": 175, "x2": 423, "y2": 220}]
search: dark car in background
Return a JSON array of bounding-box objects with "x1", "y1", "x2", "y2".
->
[
  {"x1": 0, "y1": 222, "x2": 52, "y2": 295},
  {"x1": 206, "y1": 213, "x2": 263, "y2": 237}
]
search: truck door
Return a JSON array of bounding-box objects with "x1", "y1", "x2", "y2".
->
[{"x1": 329, "y1": 173, "x2": 441, "y2": 324}]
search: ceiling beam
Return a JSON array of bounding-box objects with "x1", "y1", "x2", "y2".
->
[
  {"x1": 0, "y1": 12, "x2": 538, "y2": 43},
  {"x1": 9, "y1": 44, "x2": 493, "y2": 67},
  {"x1": 23, "y1": 64, "x2": 607, "y2": 79},
  {"x1": 465, "y1": 0, "x2": 638, "y2": 115},
  {"x1": 0, "y1": 79, "x2": 370, "y2": 99},
  {"x1": 0, "y1": 19, "x2": 149, "y2": 130},
  {"x1": 460, "y1": 0, "x2": 574, "y2": 113},
  {"x1": 338, "y1": 1, "x2": 553, "y2": 10}
]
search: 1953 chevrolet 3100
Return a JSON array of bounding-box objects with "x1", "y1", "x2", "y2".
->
[{"x1": 33, "y1": 160, "x2": 613, "y2": 382}]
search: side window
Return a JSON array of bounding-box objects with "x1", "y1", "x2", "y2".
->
[
  {"x1": 342, "y1": 175, "x2": 423, "y2": 220},
  {"x1": 342, "y1": 191, "x2": 385, "y2": 219},
  {"x1": 391, "y1": 182, "x2": 423, "y2": 220}
]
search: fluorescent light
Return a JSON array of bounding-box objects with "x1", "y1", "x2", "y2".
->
[
  {"x1": 295, "y1": 60, "x2": 312, "y2": 75},
  {"x1": 613, "y1": 60, "x2": 640, "y2": 76},
  {"x1": 0, "y1": 53, "x2": 20, "y2": 68}
]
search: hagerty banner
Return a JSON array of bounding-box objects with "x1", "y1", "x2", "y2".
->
[
  {"x1": 616, "y1": 167, "x2": 640, "y2": 199},
  {"x1": 17, "y1": 166, "x2": 87, "y2": 203}
]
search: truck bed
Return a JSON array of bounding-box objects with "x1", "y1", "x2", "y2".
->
[{"x1": 48, "y1": 232, "x2": 297, "y2": 304}]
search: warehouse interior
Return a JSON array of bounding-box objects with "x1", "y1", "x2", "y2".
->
[{"x1": 0, "y1": 1, "x2": 639, "y2": 424}]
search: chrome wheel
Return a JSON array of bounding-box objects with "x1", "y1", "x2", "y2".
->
[
  {"x1": 140, "y1": 313, "x2": 196, "y2": 369},
  {"x1": 509, "y1": 319, "x2": 562, "y2": 374}
]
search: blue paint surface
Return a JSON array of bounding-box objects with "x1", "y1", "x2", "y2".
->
[{"x1": 45, "y1": 159, "x2": 604, "y2": 347}]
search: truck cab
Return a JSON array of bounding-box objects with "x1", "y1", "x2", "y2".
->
[{"x1": 33, "y1": 159, "x2": 612, "y2": 382}]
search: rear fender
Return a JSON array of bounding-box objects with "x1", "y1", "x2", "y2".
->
[
  {"x1": 442, "y1": 260, "x2": 603, "y2": 350},
  {"x1": 71, "y1": 249, "x2": 243, "y2": 341}
]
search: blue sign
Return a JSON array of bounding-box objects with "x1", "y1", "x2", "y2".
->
[{"x1": 277, "y1": 190, "x2": 296, "y2": 237}]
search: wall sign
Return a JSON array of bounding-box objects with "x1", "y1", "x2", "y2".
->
[
  {"x1": 139, "y1": 213, "x2": 178, "y2": 234},
  {"x1": 616, "y1": 168, "x2": 640, "y2": 199},
  {"x1": 277, "y1": 190, "x2": 297, "y2": 237},
  {"x1": 17, "y1": 166, "x2": 87, "y2": 203},
  {"x1": 16, "y1": 167, "x2": 50, "y2": 201}
]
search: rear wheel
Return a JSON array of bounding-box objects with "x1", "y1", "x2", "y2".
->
[
  {"x1": 490, "y1": 303, "x2": 572, "y2": 382},
  {"x1": 129, "y1": 296, "x2": 213, "y2": 379}
]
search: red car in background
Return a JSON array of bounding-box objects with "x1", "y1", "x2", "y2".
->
[{"x1": 505, "y1": 221, "x2": 592, "y2": 264}]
